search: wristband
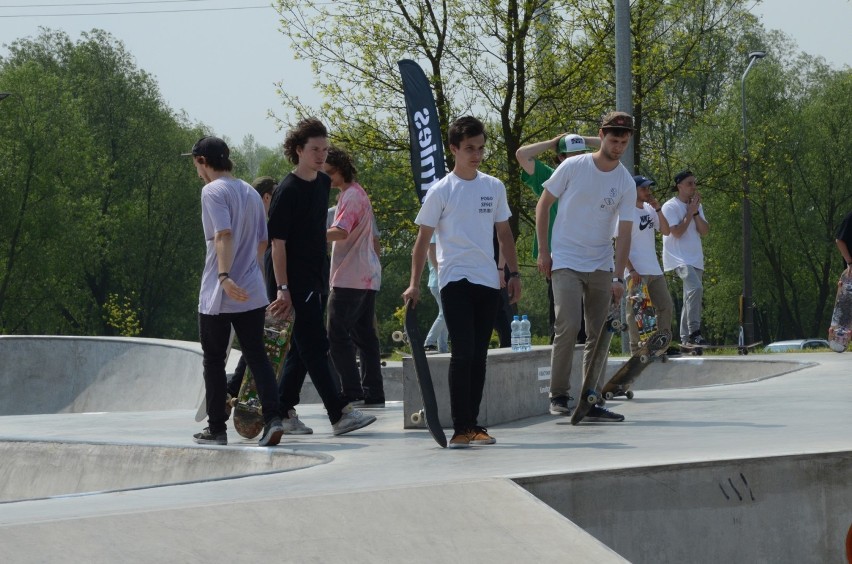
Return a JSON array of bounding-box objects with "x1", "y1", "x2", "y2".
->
[
  {"x1": 509, "y1": 271, "x2": 521, "y2": 279},
  {"x1": 612, "y1": 277, "x2": 624, "y2": 284},
  {"x1": 218, "y1": 272, "x2": 229, "y2": 281},
  {"x1": 655, "y1": 208, "x2": 662, "y2": 213},
  {"x1": 277, "y1": 284, "x2": 289, "y2": 292},
  {"x1": 693, "y1": 212, "x2": 699, "y2": 217}
]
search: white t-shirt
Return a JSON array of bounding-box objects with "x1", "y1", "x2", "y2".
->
[
  {"x1": 661, "y1": 197, "x2": 706, "y2": 271},
  {"x1": 542, "y1": 153, "x2": 635, "y2": 272},
  {"x1": 415, "y1": 171, "x2": 511, "y2": 290},
  {"x1": 199, "y1": 177, "x2": 269, "y2": 315},
  {"x1": 618, "y1": 203, "x2": 663, "y2": 276}
]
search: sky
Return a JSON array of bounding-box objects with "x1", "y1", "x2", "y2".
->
[{"x1": 0, "y1": 0, "x2": 849, "y2": 150}]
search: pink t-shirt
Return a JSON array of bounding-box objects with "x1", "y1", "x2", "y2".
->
[{"x1": 330, "y1": 183, "x2": 381, "y2": 290}]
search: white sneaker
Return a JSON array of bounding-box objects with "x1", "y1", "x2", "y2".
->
[
  {"x1": 281, "y1": 409, "x2": 313, "y2": 435},
  {"x1": 332, "y1": 405, "x2": 376, "y2": 436}
]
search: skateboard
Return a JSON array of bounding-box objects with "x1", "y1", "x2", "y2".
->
[
  {"x1": 571, "y1": 298, "x2": 623, "y2": 425},
  {"x1": 195, "y1": 328, "x2": 236, "y2": 422},
  {"x1": 404, "y1": 301, "x2": 447, "y2": 447},
  {"x1": 828, "y1": 271, "x2": 852, "y2": 353},
  {"x1": 602, "y1": 330, "x2": 671, "y2": 400},
  {"x1": 230, "y1": 313, "x2": 294, "y2": 439}
]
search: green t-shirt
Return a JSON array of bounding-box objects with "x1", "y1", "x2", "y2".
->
[{"x1": 520, "y1": 159, "x2": 558, "y2": 258}]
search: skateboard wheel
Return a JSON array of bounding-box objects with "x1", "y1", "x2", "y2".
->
[
  {"x1": 604, "y1": 391, "x2": 614, "y2": 401},
  {"x1": 410, "y1": 409, "x2": 424, "y2": 425},
  {"x1": 639, "y1": 354, "x2": 650, "y2": 364},
  {"x1": 586, "y1": 392, "x2": 599, "y2": 404},
  {"x1": 626, "y1": 391, "x2": 634, "y2": 400},
  {"x1": 392, "y1": 331, "x2": 404, "y2": 343}
]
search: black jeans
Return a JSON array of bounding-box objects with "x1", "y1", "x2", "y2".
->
[
  {"x1": 279, "y1": 289, "x2": 347, "y2": 424},
  {"x1": 440, "y1": 279, "x2": 500, "y2": 433},
  {"x1": 199, "y1": 306, "x2": 281, "y2": 433},
  {"x1": 327, "y1": 288, "x2": 385, "y2": 401}
]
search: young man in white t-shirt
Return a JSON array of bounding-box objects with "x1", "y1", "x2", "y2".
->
[
  {"x1": 618, "y1": 175, "x2": 673, "y2": 353},
  {"x1": 535, "y1": 111, "x2": 636, "y2": 423},
  {"x1": 662, "y1": 170, "x2": 710, "y2": 347},
  {"x1": 185, "y1": 136, "x2": 284, "y2": 447},
  {"x1": 403, "y1": 116, "x2": 521, "y2": 448}
]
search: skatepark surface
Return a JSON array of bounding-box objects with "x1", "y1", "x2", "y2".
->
[{"x1": 1, "y1": 335, "x2": 851, "y2": 563}]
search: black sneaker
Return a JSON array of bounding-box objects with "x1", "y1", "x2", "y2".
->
[
  {"x1": 423, "y1": 344, "x2": 438, "y2": 352},
  {"x1": 549, "y1": 395, "x2": 574, "y2": 415},
  {"x1": 193, "y1": 427, "x2": 227, "y2": 445},
  {"x1": 258, "y1": 417, "x2": 284, "y2": 447},
  {"x1": 689, "y1": 332, "x2": 709, "y2": 346},
  {"x1": 362, "y1": 397, "x2": 386, "y2": 408},
  {"x1": 585, "y1": 405, "x2": 625, "y2": 422}
]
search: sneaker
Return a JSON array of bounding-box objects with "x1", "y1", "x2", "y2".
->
[
  {"x1": 470, "y1": 426, "x2": 496, "y2": 445},
  {"x1": 584, "y1": 405, "x2": 625, "y2": 422},
  {"x1": 332, "y1": 405, "x2": 377, "y2": 436},
  {"x1": 281, "y1": 409, "x2": 313, "y2": 435},
  {"x1": 449, "y1": 431, "x2": 472, "y2": 449},
  {"x1": 549, "y1": 395, "x2": 574, "y2": 415},
  {"x1": 423, "y1": 344, "x2": 438, "y2": 352},
  {"x1": 258, "y1": 417, "x2": 284, "y2": 446},
  {"x1": 193, "y1": 427, "x2": 227, "y2": 445},
  {"x1": 361, "y1": 397, "x2": 386, "y2": 408},
  {"x1": 689, "y1": 332, "x2": 709, "y2": 346}
]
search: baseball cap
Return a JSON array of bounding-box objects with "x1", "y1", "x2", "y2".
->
[
  {"x1": 673, "y1": 169, "x2": 695, "y2": 190},
  {"x1": 633, "y1": 175, "x2": 655, "y2": 188},
  {"x1": 181, "y1": 136, "x2": 230, "y2": 161},
  {"x1": 600, "y1": 111, "x2": 634, "y2": 131},
  {"x1": 557, "y1": 134, "x2": 587, "y2": 154}
]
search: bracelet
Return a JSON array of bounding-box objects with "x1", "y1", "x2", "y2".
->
[
  {"x1": 629, "y1": 269, "x2": 636, "y2": 274},
  {"x1": 509, "y1": 271, "x2": 521, "y2": 279},
  {"x1": 277, "y1": 284, "x2": 289, "y2": 292},
  {"x1": 612, "y1": 277, "x2": 624, "y2": 284},
  {"x1": 693, "y1": 212, "x2": 699, "y2": 217},
  {"x1": 218, "y1": 272, "x2": 229, "y2": 281},
  {"x1": 655, "y1": 208, "x2": 662, "y2": 213}
]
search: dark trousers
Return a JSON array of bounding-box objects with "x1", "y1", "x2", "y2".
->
[
  {"x1": 279, "y1": 290, "x2": 347, "y2": 424},
  {"x1": 327, "y1": 287, "x2": 385, "y2": 401},
  {"x1": 440, "y1": 279, "x2": 500, "y2": 433},
  {"x1": 199, "y1": 306, "x2": 281, "y2": 433}
]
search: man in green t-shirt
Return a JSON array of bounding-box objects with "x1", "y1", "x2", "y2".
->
[{"x1": 516, "y1": 133, "x2": 600, "y2": 344}]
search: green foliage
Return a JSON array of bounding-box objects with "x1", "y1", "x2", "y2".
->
[
  {"x1": 103, "y1": 292, "x2": 142, "y2": 337},
  {"x1": 0, "y1": 29, "x2": 205, "y2": 338}
]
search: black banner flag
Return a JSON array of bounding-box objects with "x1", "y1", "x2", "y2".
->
[{"x1": 398, "y1": 59, "x2": 446, "y2": 203}]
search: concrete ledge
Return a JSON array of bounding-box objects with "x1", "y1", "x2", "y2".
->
[
  {"x1": 403, "y1": 345, "x2": 811, "y2": 428},
  {"x1": 0, "y1": 439, "x2": 329, "y2": 503},
  {"x1": 516, "y1": 450, "x2": 852, "y2": 564}
]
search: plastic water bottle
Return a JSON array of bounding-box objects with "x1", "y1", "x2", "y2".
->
[
  {"x1": 520, "y1": 315, "x2": 532, "y2": 351},
  {"x1": 510, "y1": 315, "x2": 521, "y2": 351}
]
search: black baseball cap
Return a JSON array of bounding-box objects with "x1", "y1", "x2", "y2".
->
[
  {"x1": 181, "y1": 136, "x2": 230, "y2": 161},
  {"x1": 673, "y1": 169, "x2": 695, "y2": 190},
  {"x1": 633, "y1": 175, "x2": 655, "y2": 188}
]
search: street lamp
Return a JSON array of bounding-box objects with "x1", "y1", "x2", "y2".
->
[{"x1": 740, "y1": 50, "x2": 766, "y2": 347}]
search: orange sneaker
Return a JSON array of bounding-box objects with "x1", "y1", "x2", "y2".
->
[
  {"x1": 449, "y1": 431, "x2": 472, "y2": 449},
  {"x1": 470, "y1": 426, "x2": 496, "y2": 445}
]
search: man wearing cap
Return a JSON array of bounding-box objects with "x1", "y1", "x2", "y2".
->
[
  {"x1": 516, "y1": 132, "x2": 600, "y2": 345},
  {"x1": 662, "y1": 170, "x2": 710, "y2": 347},
  {"x1": 619, "y1": 175, "x2": 673, "y2": 353},
  {"x1": 185, "y1": 136, "x2": 284, "y2": 446},
  {"x1": 534, "y1": 111, "x2": 636, "y2": 423}
]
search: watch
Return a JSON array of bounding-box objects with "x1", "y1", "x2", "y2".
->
[
  {"x1": 612, "y1": 277, "x2": 624, "y2": 284},
  {"x1": 277, "y1": 284, "x2": 289, "y2": 291},
  {"x1": 509, "y1": 271, "x2": 521, "y2": 279}
]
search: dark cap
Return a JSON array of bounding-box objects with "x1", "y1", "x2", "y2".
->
[
  {"x1": 633, "y1": 175, "x2": 655, "y2": 188},
  {"x1": 600, "y1": 111, "x2": 634, "y2": 131},
  {"x1": 673, "y1": 169, "x2": 695, "y2": 190},
  {"x1": 182, "y1": 136, "x2": 230, "y2": 161}
]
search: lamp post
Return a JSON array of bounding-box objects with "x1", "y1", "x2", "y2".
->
[{"x1": 740, "y1": 50, "x2": 765, "y2": 347}]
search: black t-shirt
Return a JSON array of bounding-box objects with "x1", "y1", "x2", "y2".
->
[
  {"x1": 836, "y1": 211, "x2": 852, "y2": 268},
  {"x1": 267, "y1": 172, "x2": 331, "y2": 294}
]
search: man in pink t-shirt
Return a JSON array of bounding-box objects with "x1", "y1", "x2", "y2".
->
[{"x1": 325, "y1": 147, "x2": 385, "y2": 406}]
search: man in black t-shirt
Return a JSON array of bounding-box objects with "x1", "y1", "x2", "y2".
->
[
  {"x1": 266, "y1": 118, "x2": 375, "y2": 436},
  {"x1": 836, "y1": 211, "x2": 852, "y2": 279}
]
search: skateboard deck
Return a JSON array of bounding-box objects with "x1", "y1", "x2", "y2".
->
[
  {"x1": 195, "y1": 328, "x2": 236, "y2": 422},
  {"x1": 404, "y1": 301, "x2": 447, "y2": 448},
  {"x1": 602, "y1": 330, "x2": 671, "y2": 401},
  {"x1": 571, "y1": 298, "x2": 622, "y2": 425},
  {"x1": 828, "y1": 272, "x2": 852, "y2": 353},
  {"x1": 231, "y1": 313, "x2": 294, "y2": 439}
]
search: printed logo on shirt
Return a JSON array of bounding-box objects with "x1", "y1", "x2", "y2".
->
[
  {"x1": 639, "y1": 214, "x2": 654, "y2": 231},
  {"x1": 599, "y1": 197, "x2": 615, "y2": 211},
  {"x1": 480, "y1": 195, "x2": 494, "y2": 214}
]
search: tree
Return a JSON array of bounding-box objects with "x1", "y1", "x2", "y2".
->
[{"x1": 0, "y1": 29, "x2": 206, "y2": 338}]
